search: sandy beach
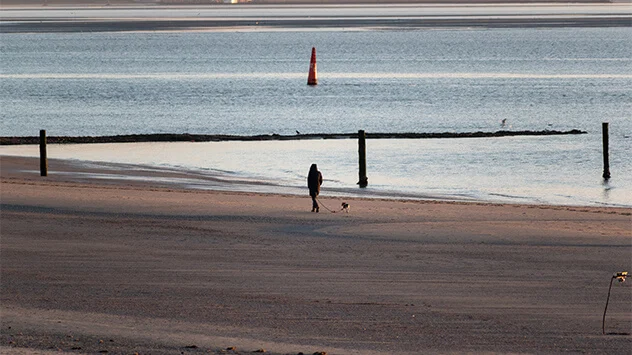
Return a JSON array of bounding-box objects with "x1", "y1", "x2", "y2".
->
[
  {"x1": 2, "y1": 1, "x2": 631, "y2": 352},
  {"x1": 1, "y1": 155, "x2": 630, "y2": 354}
]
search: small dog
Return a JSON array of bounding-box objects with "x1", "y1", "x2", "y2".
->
[{"x1": 340, "y1": 202, "x2": 350, "y2": 213}]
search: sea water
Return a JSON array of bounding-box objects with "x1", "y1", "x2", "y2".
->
[{"x1": 1, "y1": 28, "x2": 631, "y2": 206}]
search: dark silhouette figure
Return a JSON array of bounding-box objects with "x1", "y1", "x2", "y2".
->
[{"x1": 307, "y1": 164, "x2": 323, "y2": 212}]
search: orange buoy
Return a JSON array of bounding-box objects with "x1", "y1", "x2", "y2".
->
[{"x1": 307, "y1": 47, "x2": 317, "y2": 86}]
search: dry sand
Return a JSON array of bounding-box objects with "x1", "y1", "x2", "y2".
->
[{"x1": 1, "y1": 155, "x2": 631, "y2": 354}]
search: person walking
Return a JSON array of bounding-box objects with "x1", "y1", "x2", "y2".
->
[{"x1": 307, "y1": 163, "x2": 323, "y2": 212}]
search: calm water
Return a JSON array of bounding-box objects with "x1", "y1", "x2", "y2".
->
[{"x1": 1, "y1": 28, "x2": 631, "y2": 206}]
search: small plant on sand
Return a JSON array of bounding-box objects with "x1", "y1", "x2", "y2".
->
[{"x1": 602, "y1": 271, "x2": 628, "y2": 335}]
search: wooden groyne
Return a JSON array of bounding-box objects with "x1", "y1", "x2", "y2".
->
[{"x1": 0, "y1": 130, "x2": 586, "y2": 146}]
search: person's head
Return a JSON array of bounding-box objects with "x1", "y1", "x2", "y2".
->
[{"x1": 310, "y1": 163, "x2": 318, "y2": 172}]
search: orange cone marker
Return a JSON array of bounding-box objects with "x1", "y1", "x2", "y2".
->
[{"x1": 307, "y1": 47, "x2": 318, "y2": 86}]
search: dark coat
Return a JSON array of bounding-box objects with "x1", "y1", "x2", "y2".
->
[{"x1": 307, "y1": 164, "x2": 323, "y2": 197}]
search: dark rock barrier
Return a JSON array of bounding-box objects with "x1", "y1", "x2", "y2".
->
[{"x1": 0, "y1": 130, "x2": 586, "y2": 145}]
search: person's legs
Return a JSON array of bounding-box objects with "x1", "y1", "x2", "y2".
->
[{"x1": 311, "y1": 194, "x2": 319, "y2": 212}]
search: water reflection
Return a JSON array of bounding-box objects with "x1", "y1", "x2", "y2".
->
[
  {"x1": 602, "y1": 179, "x2": 613, "y2": 201},
  {"x1": 1, "y1": 138, "x2": 631, "y2": 207}
]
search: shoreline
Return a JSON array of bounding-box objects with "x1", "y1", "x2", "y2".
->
[
  {"x1": 3, "y1": 165, "x2": 631, "y2": 215},
  {"x1": 1, "y1": 155, "x2": 630, "y2": 354},
  {"x1": 2, "y1": 155, "x2": 630, "y2": 211}
]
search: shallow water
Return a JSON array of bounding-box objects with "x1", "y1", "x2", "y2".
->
[
  {"x1": 2, "y1": 134, "x2": 630, "y2": 207},
  {"x1": 1, "y1": 27, "x2": 630, "y2": 206}
]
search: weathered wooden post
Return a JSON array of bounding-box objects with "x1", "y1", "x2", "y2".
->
[
  {"x1": 39, "y1": 129, "x2": 47, "y2": 177},
  {"x1": 602, "y1": 122, "x2": 610, "y2": 180},
  {"x1": 358, "y1": 130, "x2": 368, "y2": 188}
]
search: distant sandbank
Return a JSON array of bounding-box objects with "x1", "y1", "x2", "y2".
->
[
  {"x1": 0, "y1": 0, "x2": 615, "y2": 7},
  {"x1": 2, "y1": 17, "x2": 629, "y2": 33},
  {"x1": 1, "y1": 2, "x2": 630, "y2": 32}
]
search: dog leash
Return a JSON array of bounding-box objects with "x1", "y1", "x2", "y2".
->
[{"x1": 315, "y1": 196, "x2": 337, "y2": 213}]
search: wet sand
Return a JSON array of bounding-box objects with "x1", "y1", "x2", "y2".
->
[{"x1": 1, "y1": 155, "x2": 631, "y2": 354}]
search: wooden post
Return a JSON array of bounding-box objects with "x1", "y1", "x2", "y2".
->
[
  {"x1": 358, "y1": 130, "x2": 368, "y2": 188},
  {"x1": 602, "y1": 122, "x2": 610, "y2": 180},
  {"x1": 40, "y1": 129, "x2": 47, "y2": 177}
]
